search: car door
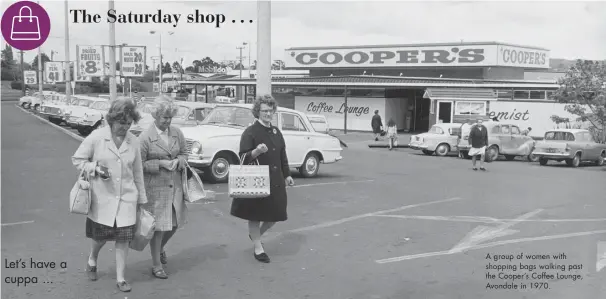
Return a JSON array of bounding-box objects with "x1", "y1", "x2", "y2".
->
[
  {"x1": 581, "y1": 132, "x2": 598, "y2": 159},
  {"x1": 509, "y1": 125, "x2": 529, "y2": 155},
  {"x1": 279, "y1": 112, "x2": 312, "y2": 165},
  {"x1": 494, "y1": 124, "x2": 511, "y2": 153}
]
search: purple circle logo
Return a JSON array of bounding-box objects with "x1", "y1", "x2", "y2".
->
[{"x1": 1, "y1": 1, "x2": 51, "y2": 51}]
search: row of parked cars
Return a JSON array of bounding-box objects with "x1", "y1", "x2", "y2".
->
[
  {"x1": 20, "y1": 92, "x2": 344, "y2": 183},
  {"x1": 408, "y1": 121, "x2": 606, "y2": 168}
]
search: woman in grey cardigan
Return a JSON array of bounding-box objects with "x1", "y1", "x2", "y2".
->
[{"x1": 139, "y1": 99, "x2": 188, "y2": 279}]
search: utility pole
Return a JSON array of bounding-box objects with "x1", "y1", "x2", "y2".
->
[
  {"x1": 20, "y1": 50, "x2": 25, "y2": 96},
  {"x1": 64, "y1": 0, "x2": 71, "y2": 103},
  {"x1": 256, "y1": 1, "x2": 271, "y2": 96},
  {"x1": 38, "y1": 42, "x2": 43, "y2": 103},
  {"x1": 108, "y1": 0, "x2": 117, "y2": 101},
  {"x1": 236, "y1": 45, "x2": 245, "y2": 79}
]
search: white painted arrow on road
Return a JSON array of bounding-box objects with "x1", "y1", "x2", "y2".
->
[
  {"x1": 449, "y1": 209, "x2": 543, "y2": 254},
  {"x1": 597, "y1": 241, "x2": 606, "y2": 272}
]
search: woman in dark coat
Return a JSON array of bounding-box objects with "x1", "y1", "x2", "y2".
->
[
  {"x1": 230, "y1": 94, "x2": 295, "y2": 263},
  {"x1": 468, "y1": 119, "x2": 489, "y2": 171}
]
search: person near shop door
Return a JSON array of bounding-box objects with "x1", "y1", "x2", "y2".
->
[
  {"x1": 468, "y1": 119, "x2": 489, "y2": 171},
  {"x1": 230, "y1": 94, "x2": 295, "y2": 263},
  {"x1": 386, "y1": 119, "x2": 398, "y2": 150},
  {"x1": 371, "y1": 110, "x2": 383, "y2": 141},
  {"x1": 139, "y1": 99, "x2": 189, "y2": 279}
]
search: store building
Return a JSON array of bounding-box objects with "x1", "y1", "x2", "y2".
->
[{"x1": 179, "y1": 42, "x2": 573, "y2": 137}]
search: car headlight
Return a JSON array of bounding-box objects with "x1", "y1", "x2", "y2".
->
[{"x1": 191, "y1": 141, "x2": 202, "y2": 154}]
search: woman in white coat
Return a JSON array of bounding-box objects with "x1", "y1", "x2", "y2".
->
[{"x1": 72, "y1": 98, "x2": 147, "y2": 292}]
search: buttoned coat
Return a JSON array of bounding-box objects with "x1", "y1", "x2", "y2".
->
[
  {"x1": 469, "y1": 124, "x2": 489, "y2": 148},
  {"x1": 139, "y1": 124, "x2": 188, "y2": 231},
  {"x1": 230, "y1": 121, "x2": 290, "y2": 222},
  {"x1": 72, "y1": 126, "x2": 148, "y2": 227}
]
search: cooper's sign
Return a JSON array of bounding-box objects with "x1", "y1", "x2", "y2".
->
[{"x1": 284, "y1": 44, "x2": 550, "y2": 69}]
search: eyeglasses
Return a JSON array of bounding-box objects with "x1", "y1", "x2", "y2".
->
[{"x1": 260, "y1": 109, "x2": 274, "y2": 114}]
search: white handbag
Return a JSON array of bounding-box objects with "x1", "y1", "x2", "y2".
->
[
  {"x1": 69, "y1": 168, "x2": 91, "y2": 215},
  {"x1": 228, "y1": 153, "x2": 270, "y2": 199},
  {"x1": 183, "y1": 163, "x2": 215, "y2": 203}
]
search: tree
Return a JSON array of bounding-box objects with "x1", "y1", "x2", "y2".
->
[
  {"x1": 162, "y1": 62, "x2": 172, "y2": 74},
  {"x1": 31, "y1": 53, "x2": 51, "y2": 70},
  {"x1": 172, "y1": 61, "x2": 183, "y2": 74},
  {"x1": 272, "y1": 60, "x2": 285, "y2": 70},
  {"x1": 550, "y1": 60, "x2": 606, "y2": 143},
  {"x1": 1, "y1": 45, "x2": 15, "y2": 68}
]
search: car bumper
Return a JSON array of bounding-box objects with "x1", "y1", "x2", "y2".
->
[
  {"x1": 533, "y1": 152, "x2": 572, "y2": 159},
  {"x1": 187, "y1": 155, "x2": 212, "y2": 167},
  {"x1": 408, "y1": 142, "x2": 430, "y2": 150}
]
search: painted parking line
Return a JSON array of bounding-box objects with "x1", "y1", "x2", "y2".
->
[
  {"x1": 2, "y1": 220, "x2": 35, "y2": 227},
  {"x1": 189, "y1": 179, "x2": 376, "y2": 200},
  {"x1": 15, "y1": 105, "x2": 84, "y2": 142},
  {"x1": 376, "y1": 229, "x2": 606, "y2": 264},
  {"x1": 374, "y1": 214, "x2": 606, "y2": 223}
]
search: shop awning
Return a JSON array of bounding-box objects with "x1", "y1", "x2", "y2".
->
[{"x1": 423, "y1": 88, "x2": 498, "y2": 101}]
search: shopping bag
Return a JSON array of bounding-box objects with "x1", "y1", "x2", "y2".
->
[
  {"x1": 129, "y1": 208, "x2": 156, "y2": 251},
  {"x1": 11, "y1": 6, "x2": 41, "y2": 41},
  {"x1": 183, "y1": 163, "x2": 215, "y2": 203},
  {"x1": 69, "y1": 168, "x2": 91, "y2": 215},
  {"x1": 228, "y1": 153, "x2": 270, "y2": 199}
]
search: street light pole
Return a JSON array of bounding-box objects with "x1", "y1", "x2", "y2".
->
[
  {"x1": 20, "y1": 50, "x2": 25, "y2": 96},
  {"x1": 64, "y1": 0, "x2": 72, "y2": 103},
  {"x1": 108, "y1": 0, "x2": 117, "y2": 101},
  {"x1": 256, "y1": 1, "x2": 271, "y2": 96},
  {"x1": 236, "y1": 45, "x2": 245, "y2": 79}
]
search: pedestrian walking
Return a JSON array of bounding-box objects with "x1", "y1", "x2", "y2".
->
[
  {"x1": 71, "y1": 98, "x2": 147, "y2": 292},
  {"x1": 386, "y1": 118, "x2": 398, "y2": 150},
  {"x1": 468, "y1": 119, "x2": 489, "y2": 171},
  {"x1": 371, "y1": 110, "x2": 383, "y2": 141},
  {"x1": 522, "y1": 127, "x2": 532, "y2": 136},
  {"x1": 230, "y1": 94, "x2": 295, "y2": 263},
  {"x1": 139, "y1": 99, "x2": 189, "y2": 279}
]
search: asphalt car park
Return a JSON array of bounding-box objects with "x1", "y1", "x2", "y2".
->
[{"x1": 3, "y1": 101, "x2": 605, "y2": 299}]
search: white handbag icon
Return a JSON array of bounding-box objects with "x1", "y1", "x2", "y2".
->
[{"x1": 11, "y1": 6, "x2": 41, "y2": 41}]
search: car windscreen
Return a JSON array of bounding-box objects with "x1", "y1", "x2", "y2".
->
[
  {"x1": 201, "y1": 106, "x2": 254, "y2": 128},
  {"x1": 544, "y1": 131, "x2": 575, "y2": 141}
]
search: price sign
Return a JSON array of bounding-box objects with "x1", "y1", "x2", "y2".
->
[
  {"x1": 162, "y1": 82, "x2": 168, "y2": 92},
  {"x1": 24, "y1": 71, "x2": 37, "y2": 85},
  {"x1": 76, "y1": 45, "x2": 104, "y2": 77},
  {"x1": 153, "y1": 83, "x2": 160, "y2": 92},
  {"x1": 75, "y1": 74, "x2": 92, "y2": 82},
  {"x1": 45, "y1": 62, "x2": 65, "y2": 83},
  {"x1": 121, "y1": 46, "x2": 146, "y2": 77}
]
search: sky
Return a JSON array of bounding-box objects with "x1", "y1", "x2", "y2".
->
[{"x1": 2, "y1": 0, "x2": 606, "y2": 69}]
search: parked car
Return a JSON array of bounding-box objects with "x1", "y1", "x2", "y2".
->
[
  {"x1": 408, "y1": 123, "x2": 462, "y2": 156},
  {"x1": 532, "y1": 129, "x2": 606, "y2": 167},
  {"x1": 19, "y1": 91, "x2": 55, "y2": 110},
  {"x1": 66, "y1": 97, "x2": 107, "y2": 129},
  {"x1": 77, "y1": 100, "x2": 111, "y2": 136},
  {"x1": 457, "y1": 121, "x2": 538, "y2": 162},
  {"x1": 39, "y1": 94, "x2": 78, "y2": 125},
  {"x1": 307, "y1": 114, "x2": 331, "y2": 134},
  {"x1": 173, "y1": 102, "x2": 216, "y2": 127},
  {"x1": 179, "y1": 104, "x2": 344, "y2": 183}
]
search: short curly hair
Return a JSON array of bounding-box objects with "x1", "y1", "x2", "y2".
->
[
  {"x1": 251, "y1": 94, "x2": 277, "y2": 119},
  {"x1": 152, "y1": 99, "x2": 179, "y2": 119},
  {"x1": 106, "y1": 98, "x2": 141, "y2": 126}
]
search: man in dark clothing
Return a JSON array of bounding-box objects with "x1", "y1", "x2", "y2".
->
[
  {"x1": 371, "y1": 110, "x2": 383, "y2": 141},
  {"x1": 468, "y1": 119, "x2": 489, "y2": 171}
]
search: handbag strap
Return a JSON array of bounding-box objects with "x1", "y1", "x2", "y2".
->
[
  {"x1": 239, "y1": 152, "x2": 259, "y2": 166},
  {"x1": 78, "y1": 165, "x2": 89, "y2": 181}
]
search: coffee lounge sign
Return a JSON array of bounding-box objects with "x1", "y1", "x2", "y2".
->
[
  {"x1": 306, "y1": 101, "x2": 370, "y2": 117},
  {"x1": 284, "y1": 44, "x2": 549, "y2": 69}
]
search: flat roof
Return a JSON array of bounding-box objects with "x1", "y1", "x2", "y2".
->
[{"x1": 285, "y1": 41, "x2": 550, "y2": 51}]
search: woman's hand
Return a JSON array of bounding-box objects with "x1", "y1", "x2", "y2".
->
[
  {"x1": 84, "y1": 161, "x2": 98, "y2": 177},
  {"x1": 285, "y1": 176, "x2": 295, "y2": 186},
  {"x1": 159, "y1": 160, "x2": 178, "y2": 171},
  {"x1": 256, "y1": 143, "x2": 268, "y2": 154},
  {"x1": 176, "y1": 156, "x2": 187, "y2": 171}
]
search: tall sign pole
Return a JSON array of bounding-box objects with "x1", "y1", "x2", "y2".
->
[
  {"x1": 64, "y1": 0, "x2": 72, "y2": 102},
  {"x1": 108, "y1": 0, "x2": 117, "y2": 101},
  {"x1": 256, "y1": 0, "x2": 271, "y2": 96},
  {"x1": 37, "y1": 1, "x2": 43, "y2": 101},
  {"x1": 20, "y1": 50, "x2": 25, "y2": 96}
]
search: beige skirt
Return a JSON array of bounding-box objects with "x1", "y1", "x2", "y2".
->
[{"x1": 468, "y1": 146, "x2": 486, "y2": 156}]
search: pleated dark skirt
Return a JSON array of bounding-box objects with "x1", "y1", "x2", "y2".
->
[{"x1": 85, "y1": 218, "x2": 135, "y2": 242}]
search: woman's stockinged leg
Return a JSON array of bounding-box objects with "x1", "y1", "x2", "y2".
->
[
  {"x1": 161, "y1": 227, "x2": 177, "y2": 250},
  {"x1": 89, "y1": 240, "x2": 106, "y2": 266},
  {"x1": 150, "y1": 231, "x2": 164, "y2": 268},
  {"x1": 260, "y1": 222, "x2": 275, "y2": 236},
  {"x1": 248, "y1": 221, "x2": 264, "y2": 254},
  {"x1": 115, "y1": 241, "x2": 129, "y2": 282}
]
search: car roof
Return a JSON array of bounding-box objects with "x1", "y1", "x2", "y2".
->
[
  {"x1": 214, "y1": 103, "x2": 300, "y2": 114},
  {"x1": 433, "y1": 123, "x2": 462, "y2": 129},
  {"x1": 545, "y1": 129, "x2": 588, "y2": 134},
  {"x1": 175, "y1": 101, "x2": 216, "y2": 109},
  {"x1": 307, "y1": 114, "x2": 326, "y2": 118}
]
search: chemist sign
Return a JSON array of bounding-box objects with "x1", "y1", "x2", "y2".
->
[
  {"x1": 120, "y1": 46, "x2": 146, "y2": 77},
  {"x1": 76, "y1": 45, "x2": 105, "y2": 77},
  {"x1": 45, "y1": 62, "x2": 65, "y2": 83}
]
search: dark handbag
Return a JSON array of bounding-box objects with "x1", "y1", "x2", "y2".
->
[{"x1": 380, "y1": 130, "x2": 387, "y2": 136}]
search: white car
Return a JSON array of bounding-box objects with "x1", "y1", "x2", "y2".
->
[
  {"x1": 76, "y1": 99, "x2": 111, "y2": 136},
  {"x1": 19, "y1": 91, "x2": 55, "y2": 110},
  {"x1": 66, "y1": 97, "x2": 107, "y2": 129},
  {"x1": 307, "y1": 114, "x2": 330, "y2": 134},
  {"x1": 180, "y1": 104, "x2": 344, "y2": 183},
  {"x1": 39, "y1": 94, "x2": 78, "y2": 125}
]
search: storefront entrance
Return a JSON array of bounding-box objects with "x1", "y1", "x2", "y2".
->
[{"x1": 437, "y1": 101, "x2": 453, "y2": 123}]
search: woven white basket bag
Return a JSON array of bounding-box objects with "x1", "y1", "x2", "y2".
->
[{"x1": 228, "y1": 153, "x2": 270, "y2": 199}]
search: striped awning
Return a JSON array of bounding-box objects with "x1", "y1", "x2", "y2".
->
[{"x1": 423, "y1": 88, "x2": 498, "y2": 101}]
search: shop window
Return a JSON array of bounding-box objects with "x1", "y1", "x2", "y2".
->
[
  {"x1": 497, "y1": 90, "x2": 513, "y2": 100},
  {"x1": 281, "y1": 113, "x2": 307, "y2": 132},
  {"x1": 514, "y1": 90, "x2": 530, "y2": 99},
  {"x1": 455, "y1": 101, "x2": 486, "y2": 116},
  {"x1": 529, "y1": 91, "x2": 546, "y2": 100},
  {"x1": 546, "y1": 91, "x2": 555, "y2": 100}
]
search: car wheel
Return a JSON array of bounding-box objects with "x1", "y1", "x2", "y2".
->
[
  {"x1": 504, "y1": 155, "x2": 516, "y2": 161},
  {"x1": 527, "y1": 153, "x2": 539, "y2": 162},
  {"x1": 567, "y1": 153, "x2": 581, "y2": 168},
  {"x1": 26, "y1": 103, "x2": 31, "y2": 109},
  {"x1": 49, "y1": 118, "x2": 62, "y2": 125},
  {"x1": 435, "y1": 144, "x2": 450, "y2": 156},
  {"x1": 539, "y1": 158, "x2": 548, "y2": 166},
  {"x1": 422, "y1": 150, "x2": 434, "y2": 155},
  {"x1": 77, "y1": 127, "x2": 91, "y2": 136},
  {"x1": 299, "y1": 153, "x2": 320, "y2": 178},
  {"x1": 207, "y1": 155, "x2": 231, "y2": 183},
  {"x1": 33, "y1": 104, "x2": 40, "y2": 112},
  {"x1": 596, "y1": 151, "x2": 605, "y2": 166},
  {"x1": 21, "y1": 102, "x2": 28, "y2": 108},
  {"x1": 486, "y1": 146, "x2": 499, "y2": 162}
]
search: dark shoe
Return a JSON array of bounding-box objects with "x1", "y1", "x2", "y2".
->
[
  {"x1": 86, "y1": 264, "x2": 97, "y2": 281},
  {"x1": 116, "y1": 281, "x2": 131, "y2": 292},
  {"x1": 152, "y1": 267, "x2": 168, "y2": 279},
  {"x1": 480, "y1": 167, "x2": 486, "y2": 171},
  {"x1": 160, "y1": 251, "x2": 167, "y2": 265},
  {"x1": 254, "y1": 252, "x2": 270, "y2": 263},
  {"x1": 473, "y1": 167, "x2": 478, "y2": 171}
]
